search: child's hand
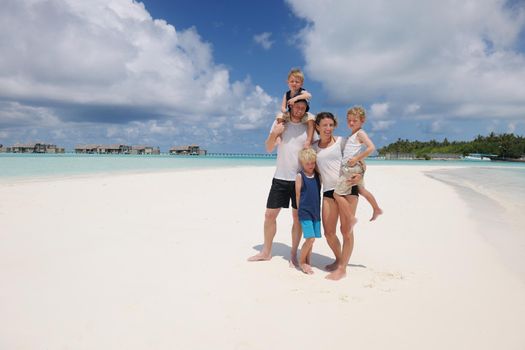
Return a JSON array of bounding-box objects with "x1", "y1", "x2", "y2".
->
[
  {"x1": 287, "y1": 97, "x2": 297, "y2": 107},
  {"x1": 346, "y1": 173, "x2": 362, "y2": 186},
  {"x1": 303, "y1": 140, "x2": 311, "y2": 149}
]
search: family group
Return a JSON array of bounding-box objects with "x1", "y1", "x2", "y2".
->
[{"x1": 248, "y1": 68, "x2": 383, "y2": 281}]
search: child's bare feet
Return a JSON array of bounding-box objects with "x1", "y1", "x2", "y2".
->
[
  {"x1": 326, "y1": 267, "x2": 347, "y2": 280},
  {"x1": 301, "y1": 263, "x2": 314, "y2": 275},
  {"x1": 247, "y1": 252, "x2": 272, "y2": 262},
  {"x1": 370, "y1": 208, "x2": 383, "y2": 221}
]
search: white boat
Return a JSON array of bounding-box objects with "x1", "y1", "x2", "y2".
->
[{"x1": 463, "y1": 153, "x2": 494, "y2": 161}]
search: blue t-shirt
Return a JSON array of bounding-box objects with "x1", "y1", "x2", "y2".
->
[{"x1": 298, "y1": 171, "x2": 321, "y2": 221}]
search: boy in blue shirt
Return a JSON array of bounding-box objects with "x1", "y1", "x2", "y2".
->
[{"x1": 295, "y1": 148, "x2": 322, "y2": 274}]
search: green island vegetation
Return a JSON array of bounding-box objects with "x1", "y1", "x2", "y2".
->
[{"x1": 378, "y1": 132, "x2": 525, "y2": 160}]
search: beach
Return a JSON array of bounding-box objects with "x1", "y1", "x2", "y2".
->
[{"x1": 1, "y1": 165, "x2": 524, "y2": 349}]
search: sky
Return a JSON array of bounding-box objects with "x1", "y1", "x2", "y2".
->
[{"x1": 1, "y1": 0, "x2": 525, "y2": 153}]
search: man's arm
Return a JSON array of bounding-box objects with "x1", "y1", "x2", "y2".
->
[{"x1": 265, "y1": 122, "x2": 285, "y2": 153}]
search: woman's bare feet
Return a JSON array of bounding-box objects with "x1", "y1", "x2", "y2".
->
[
  {"x1": 325, "y1": 260, "x2": 339, "y2": 272},
  {"x1": 301, "y1": 263, "x2": 314, "y2": 275},
  {"x1": 326, "y1": 267, "x2": 347, "y2": 281},
  {"x1": 247, "y1": 252, "x2": 272, "y2": 262},
  {"x1": 370, "y1": 207, "x2": 383, "y2": 221}
]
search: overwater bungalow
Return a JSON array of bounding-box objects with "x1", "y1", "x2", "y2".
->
[
  {"x1": 8, "y1": 143, "x2": 64, "y2": 153},
  {"x1": 130, "y1": 145, "x2": 160, "y2": 155},
  {"x1": 75, "y1": 144, "x2": 132, "y2": 154},
  {"x1": 169, "y1": 144, "x2": 207, "y2": 155},
  {"x1": 98, "y1": 144, "x2": 131, "y2": 154},
  {"x1": 0, "y1": 144, "x2": 6, "y2": 153},
  {"x1": 75, "y1": 144, "x2": 101, "y2": 154}
]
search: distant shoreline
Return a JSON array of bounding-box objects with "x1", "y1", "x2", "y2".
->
[{"x1": 3, "y1": 151, "x2": 525, "y2": 162}]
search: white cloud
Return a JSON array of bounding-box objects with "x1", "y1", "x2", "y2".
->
[
  {"x1": 430, "y1": 120, "x2": 446, "y2": 133},
  {"x1": 232, "y1": 85, "x2": 275, "y2": 130},
  {"x1": 404, "y1": 104, "x2": 421, "y2": 114},
  {"x1": 371, "y1": 120, "x2": 395, "y2": 132},
  {"x1": 0, "y1": 0, "x2": 276, "y2": 133},
  {"x1": 0, "y1": 102, "x2": 61, "y2": 128},
  {"x1": 370, "y1": 103, "x2": 389, "y2": 119},
  {"x1": 253, "y1": 32, "x2": 274, "y2": 50},
  {"x1": 287, "y1": 0, "x2": 525, "y2": 121}
]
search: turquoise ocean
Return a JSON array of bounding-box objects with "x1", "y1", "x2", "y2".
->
[
  {"x1": 1, "y1": 153, "x2": 524, "y2": 278},
  {"x1": 0, "y1": 153, "x2": 278, "y2": 181},
  {"x1": 425, "y1": 165, "x2": 525, "y2": 281},
  {"x1": 2, "y1": 153, "x2": 525, "y2": 180},
  {"x1": 1, "y1": 155, "x2": 523, "y2": 212}
]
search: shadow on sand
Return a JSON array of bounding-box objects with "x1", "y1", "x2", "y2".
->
[{"x1": 253, "y1": 242, "x2": 367, "y2": 270}]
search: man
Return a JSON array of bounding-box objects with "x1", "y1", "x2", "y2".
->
[{"x1": 248, "y1": 99, "x2": 310, "y2": 266}]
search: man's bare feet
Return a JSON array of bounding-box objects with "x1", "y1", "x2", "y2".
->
[
  {"x1": 325, "y1": 260, "x2": 339, "y2": 272},
  {"x1": 247, "y1": 252, "x2": 272, "y2": 262},
  {"x1": 370, "y1": 208, "x2": 383, "y2": 221},
  {"x1": 325, "y1": 267, "x2": 347, "y2": 281},
  {"x1": 301, "y1": 263, "x2": 314, "y2": 275}
]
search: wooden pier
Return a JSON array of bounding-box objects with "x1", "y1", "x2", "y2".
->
[{"x1": 206, "y1": 153, "x2": 276, "y2": 158}]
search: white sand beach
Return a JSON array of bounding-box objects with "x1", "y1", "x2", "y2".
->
[{"x1": 1, "y1": 165, "x2": 524, "y2": 349}]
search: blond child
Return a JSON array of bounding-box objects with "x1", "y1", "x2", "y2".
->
[
  {"x1": 295, "y1": 148, "x2": 322, "y2": 275},
  {"x1": 276, "y1": 68, "x2": 315, "y2": 148},
  {"x1": 334, "y1": 106, "x2": 383, "y2": 222}
]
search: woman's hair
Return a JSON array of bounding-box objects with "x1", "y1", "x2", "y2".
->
[
  {"x1": 347, "y1": 105, "x2": 366, "y2": 121},
  {"x1": 288, "y1": 68, "x2": 304, "y2": 82},
  {"x1": 315, "y1": 112, "x2": 338, "y2": 131},
  {"x1": 298, "y1": 148, "x2": 317, "y2": 163}
]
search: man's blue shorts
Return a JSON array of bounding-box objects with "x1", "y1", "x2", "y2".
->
[{"x1": 300, "y1": 220, "x2": 321, "y2": 239}]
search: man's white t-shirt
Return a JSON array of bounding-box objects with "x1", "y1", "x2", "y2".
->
[
  {"x1": 312, "y1": 136, "x2": 343, "y2": 191},
  {"x1": 270, "y1": 120, "x2": 308, "y2": 181}
]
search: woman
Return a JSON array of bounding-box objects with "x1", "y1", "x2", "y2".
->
[{"x1": 312, "y1": 112, "x2": 360, "y2": 280}]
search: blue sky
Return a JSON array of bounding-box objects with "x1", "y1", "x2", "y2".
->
[{"x1": 1, "y1": 0, "x2": 525, "y2": 153}]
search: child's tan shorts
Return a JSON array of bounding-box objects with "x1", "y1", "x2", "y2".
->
[{"x1": 334, "y1": 162, "x2": 365, "y2": 196}]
